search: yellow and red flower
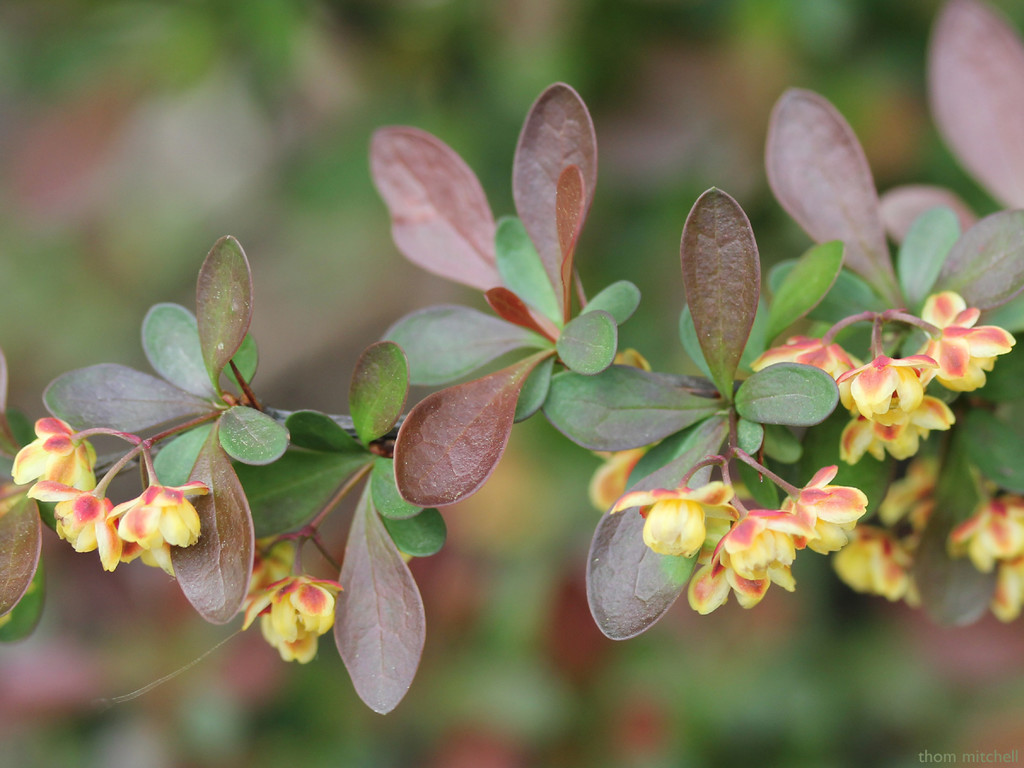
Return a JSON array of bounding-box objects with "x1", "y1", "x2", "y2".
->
[
  {"x1": 610, "y1": 481, "x2": 738, "y2": 558},
  {"x1": 877, "y1": 457, "x2": 937, "y2": 530},
  {"x1": 918, "y1": 291, "x2": 1015, "y2": 392},
  {"x1": 12, "y1": 418, "x2": 96, "y2": 491},
  {"x1": 27, "y1": 482, "x2": 121, "y2": 571},
  {"x1": 832, "y1": 526, "x2": 917, "y2": 604},
  {"x1": 113, "y1": 482, "x2": 208, "y2": 575},
  {"x1": 836, "y1": 354, "x2": 938, "y2": 424},
  {"x1": 243, "y1": 575, "x2": 342, "y2": 663},
  {"x1": 589, "y1": 448, "x2": 647, "y2": 512},
  {"x1": 992, "y1": 556, "x2": 1024, "y2": 622},
  {"x1": 839, "y1": 396, "x2": 954, "y2": 464},
  {"x1": 784, "y1": 465, "x2": 869, "y2": 554},
  {"x1": 750, "y1": 336, "x2": 859, "y2": 379},
  {"x1": 949, "y1": 496, "x2": 1024, "y2": 573}
]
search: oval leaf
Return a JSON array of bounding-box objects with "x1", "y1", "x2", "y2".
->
[
  {"x1": 153, "y1": 424, "x2": 214, "y2": 487},
  {"x1": 929, "y1": 0, "x2": 1024, "y2": 208},
  {"x1": 371, "y1": 456, "x2": 422, "y2": 520},
  {"x1": 583, "y1": 280, "x2": 641, "y2": 325},
  {"x1": 285, "y1": 410, "x2": 364, "y2": 453},
  {"x1": 766, "y1": 89, "x2": 900, "y2": 306},
  {"x1": 385, "y1": 305, "x2": 546, "y2": 386},
  {"x1": 766, "y1": 240, "x2": 844, "y2": 341},
  {"x1": 0, "y1": 492, "x2": 41, "y2": 616},
  {"x1": 370, "y1": 126, "x2": 499, "y2": 291},
  {"x1": 587, "y1": 415, "x2": 728, "y2": 640},
  {"x1": 142, "y1": 303, "x2": 217, "y2": 399},
  {"x1": 963, "y1": 408, "x2": 1024, "y2": 493},
  {"x1": 556, "y1": 310, "x2": 617, "y2": 376},
  {"x1": 513, "y1": 83, "x2": 597, "y2": 313},
  {"x1": 879, "y1": 184, "x2": 977, "y2": 243},
  {"x1": 394, "y1": 353, "x2": 547, "y2": 507},
  {"x1": 495, "y1": 216, "x2": 561, "y2": 324},
  {"x1": 218, "y1": 406, "x2": 289, "y2": 466},
  {"x1": 350, "y1": 341, "x2": 409, "y2": 446},
  {"x1": 335, "y1": 486, "x2": 425, "y2": 714},
  {"x1": 543, "y1": 366, "x2": 723, "y2": 451},
  {"x1": 935, "y1": 210, "x2": 1024, "y2": 309},
  {"x1": 514, "y1": 354, "x2": 555, "y2": 423},
  {"x1": 44, "y1": 364, "x2": 214, "y2": 432},
  {"x1": 380, "y1": 508, "x2": 446, "y2": 557},
  {"x1": 734, "y1": 362, "x2": 838, "y2": 427},
  {"x1": 172, "y1": 425, "x2": 254, "y2": 624},
  {"x1": 897, "y1": 206, "x2": 960, "y2": 310},
  {"x1": 680, "y1": 188, "x2": 761, "y2": 400},
  {"x1": 230, "y1": 333, "x2": 259, "y2": 386},
  {"x1": 769, "y1": 263, "x2": 885, "y2": 325},
  {"x1": 196, "y1": 236, "x2": 254, "y2": 389}
]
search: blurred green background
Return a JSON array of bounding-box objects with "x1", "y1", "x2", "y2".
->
[{"x1": 2, "y1": 1, "x2": 1024, "y2": 766}]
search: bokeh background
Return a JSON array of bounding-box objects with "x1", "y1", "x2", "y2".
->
[{"x1": 2, "y1": 1, "x2": 1023, "y2": 766}]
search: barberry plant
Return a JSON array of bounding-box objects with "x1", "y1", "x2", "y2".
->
[{"x1": 2, "y1": 0, "x2": 1024, "y2": 717}]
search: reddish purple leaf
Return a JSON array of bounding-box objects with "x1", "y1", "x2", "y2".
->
[
  {"x1": 371, "y1": 126, "x2": 499, "y2": 292},
  {"x1": 196, "y1": 236, "x2": 254, "y2": 389},
  {"x1": 556, "y1": 165, "x2": 586, "y2": 322},
  {"x1": 484, "y1": 288, "x2": 558, "y2": 341},
  {"x1": 513, "y1": 84, "x2": 597, "y2": 313},
  {"x1": 172, "y1": 425, "x2": 254, "y2": 624},
  {"x1": 879, "y1": 184, "x2": 977, "y2": 243},
  {"x1": 680, "y1": 188, "x2": 760, "y2": 401},
  {"x1": 929, "y1": 0, "x2": 1024, "y2": 207},
  {"x1": 766, "y1": 89, "x2": 900, "y2": 306},
  {"x1": 335, "y1": 485, "x2": 425, "y2": 714},
  {"x1": 394, "y1": 351, "x2": 549, "y2": 507},
  {"x1": 0, "y1": 490, "x2": 41, "y2": 616},
  {"x1": 935, "y1": 210, "x2": 1024, "y2": 309}
]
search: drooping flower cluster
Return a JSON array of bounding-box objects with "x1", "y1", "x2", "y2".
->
[{"x1": 950, "y1": 495, "x2": 1024, "y2": 621}]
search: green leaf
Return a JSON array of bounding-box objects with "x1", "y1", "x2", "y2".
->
[
  {"x1": 769, "y1": 263, "x2": 885, "y2": 324},
  {"x1": 350, "y1": 341, "x2": 409, "y2": 445},
  {"x1": 371, "y1": 457, "x2": 421, "y2": 520},
  {"x1": 897, "y1": 207, "x2": 960, "y2": 310},
  {"x1": 196, "y1": 236, "x2": 254, "y2": 390},
  {"x1": 963, "y1": 409, "x2": 1024, "y2": 493},
  {"x1": 153, "y1": 424, "x2": 214, "y2": 487},
  {"x1": 678, "y1": 305, "x2": 713, "y2": 380},
  {"x1": 381, "y1": 508, "x2": 446, "y2": 557},
  {"x1": 44, "y1": 364, "x2": 215, "y2": 432},
  {"x1": 284, "y1": 410, "x2": 364, "y2": 453},
  {"x1": 0, "y1": 491, "x2": 41, "y2": 617},
  {"x1": 734, "y1": 362, "x2": 838, "y2": 426},
  {"x1": 736, "y1": 418, "x2": 764, "y2": 454},
  {"x1": 976, "y1": 344, "x2": 1024, "y2": 401},
  {"x1": 514, "y1": 354, "x2": 555, "y2": 423},
  {"x1": 141, "y1": 303, "x2": 217, "y2": 399},
  {"x1": 386, "y1": 305, "x2": 546, "y2": 386},
  {"x1": 0, "y1": 557, "x2": 44, "y2": 642},
  {"x1": 587, "y1": 415, "x2": 728, "y2": 640},
  {"x1": 627, "y1": 419, "x2": 709, "y2": 486},
  {"x1": 236, "y1": 450, "x2": 372, "y2": 538},
  {"x1": 394, "y1": 352, "x2": 547, "y2": 507},
  {"x1": 556, "y1": 310, "x2": 617, "y2": 375},
  {"x1": 680, "y1": 188, "x2": 761, "y2": 400},
  {"x1": 737, "y1": 460, "x2": 780, "y2": 509},
  {"x1": 218, "y1": 406, "x2": 289, "y2": 466},
  {"x1": 231, "y1": 334, "x2": 258, "y2": 385},
  {"x1": 335, "y1": 484, "x2": 425, "y2": 714},
  {"x1": 765, "y1": 240, "x2": 843, "y2": 341},
  {"x1": 544, "y1": 366, "x2": 723, "y2": 451},
  {"x1": 763, "y1": 423, "x2": 802, "y2": 463},
  {"x1": 495, "y1": 216, "x2": 561, "y2": 324},
  {"x1": 172, "y1": 425, "x2": 254, "y2": 624},
  {"x1": 583, "y1": 281, "x2": 641, "y2": 325},
  {"x1": 981, "y1": 293, "x2": 1024, "y2": 333},
  {"x1": 936, "y1": 210, "x2": 1024, "y2": 309}
]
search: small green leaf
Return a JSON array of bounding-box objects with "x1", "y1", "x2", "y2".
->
[
  {"x1": 371, "y1": 457, "x2": 422, "y2": 520},
  {"x1": 897, "y1": 207, "x2": 959, "y2": 310},
  {"x1": 737, "y1": 461, "x2": 780, "y2": 509},
  {"x1": 218, "y1": 406, "x2": 289, "y2": 466},
  {"x1": 734, "y1": 362, "x2": 838, "y2": 426},
  {"x1": 196, "y1": 236, "x2": 254, "y2": 390},
  {"x1": 349, "y1": 342, "x2": 409, "y2": 446},
  {"x1": 514, "y1": 354, "x2": 555, "y2": 423},
  {"x1": 736, "y1": 419, "x2": 764, "y2": 454},
  {"x1": 963, "y1": 409, "x2": 1024, "y2": 493},
  {"x1": 766, "y1": 240, "x2": 843, "y2": 341},
  {"x1": 770, "y1": 263, "x2": 885, "y2": 324},
  {"x1": 583, "y1": 281, "x2": 641, "y2": 325},
  {"x1": 380, "y1": 508, "x2": 446, "y2": 557},
  {"x1": 763, "y1": 423, "x2": 802, "y2": 463},
  {"x1": 230, "y1": 334, "x2": 258, "y2": 385},
  {"x1": 141, "y1": 303, "x2": 217, "y2": 399},
  {"x1": 680, "y1": 188, "x2": 761, "y2": 401},
  {"x1": 0, "y1": 557, "x2": 44, "y2": 642},
  {"x1": 153, "y1": 424, "x2": 214, "y2": 487},
  {"x1": 495, "y1": 216, "x2": 561, "y2": 324},
  {"x1": 556, "y1": 310, "x2": 617, "y2": 375},
  {"x1": 386, "y1": 305, "x2": 546, "y2": 386},
  {"x1": 936, "y1": 210, "x2": 1024, "y2": 309},
  {"x1": 285, "y1": 410, "x2": 364, "y2": 453}
]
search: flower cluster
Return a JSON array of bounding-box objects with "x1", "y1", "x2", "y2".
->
[
  {"x1": 610, "y1": 465, "x2": 868, "y2": 613},
  {"x1": 950, "y1": 495, "x2": 1024, "y2": 621}
]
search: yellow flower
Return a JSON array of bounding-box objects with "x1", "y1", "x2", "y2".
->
[
  {"x1": 949, "y1": 496, "x2": 1024, "y2": 573},
  {"x1": 588, "y1": 448, "x2": 647, "y2": 511},
  {"x1": 919, "y1": 291, "x2": 1015, "y2": 392},
  {"x1": 248, "y1": 539, "x2": 297, "y2": 596},
  {"x1": 785, "y1": 465, "x2": 868, "y2": 554},
  {"x1": 750, "y1": 336, "x2": 859, "y2": 379},
  {"x1": 839, "y1": 396, "x2": 954, "y2": 464},
  {"x1": 243, "y1": 575, "x2": 342, "y2": 663},
  {"x1": 877, "y1": 457, "x2": 937, "y2": 529},
  {"x1": 992, "y1": 556, "x2": 1024, "y2": 622},
  {"x1": 113, "y1": 482, "x2": 208, "y2": 575},
  {"x1": 27, "y1": 482, "x2": 121, "y2": 571},
  {"x1": 832, "y1": 526, "x2": 917, "y2": 603},
  {"x1": 611, "y1": 481, "x2": 738, "y2": 558},
  {"x1": 12, "y1": 418, "x2": 96, "y2": 491},
  {"x1": 836, "y1": 354, "x2": 938, "y2": 424}
]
